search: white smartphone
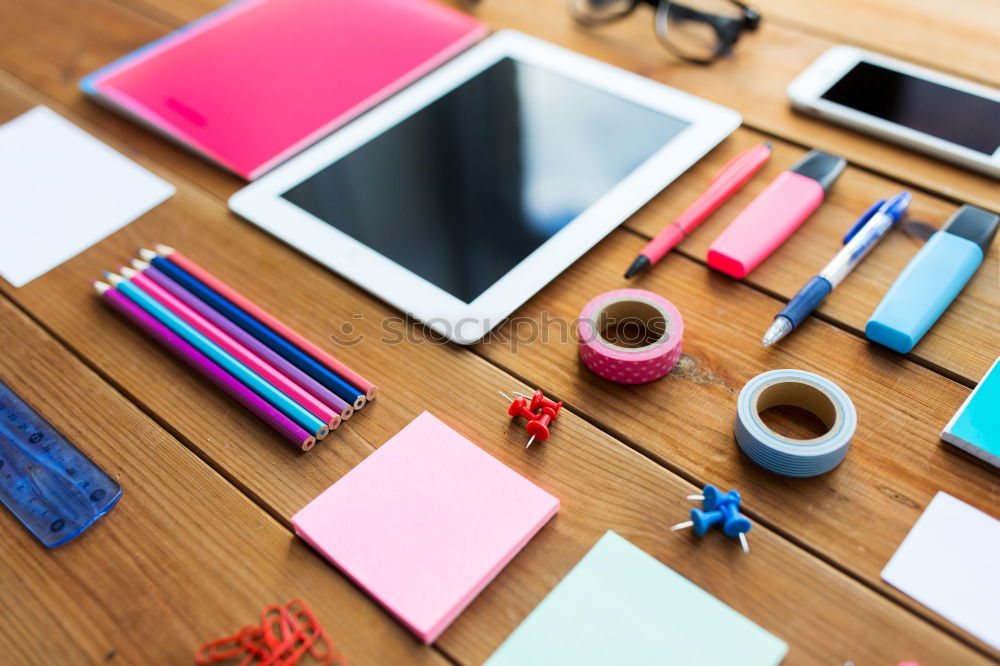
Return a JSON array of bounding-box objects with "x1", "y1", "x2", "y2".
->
[{"x1": 787, "y1": 46, "x2": 1000, "y2": 178}]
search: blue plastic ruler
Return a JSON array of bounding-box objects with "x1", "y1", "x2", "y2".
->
[{"x1": 0, "y1": 378, "x2": 121, "y2": 547}]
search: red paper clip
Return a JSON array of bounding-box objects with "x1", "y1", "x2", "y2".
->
[
  {"x1": 195, "y1": 600, "x2": 345, "y2": 666},
  {"x1": 196, "y1": 626, "x2": 260, "y2": 665}
]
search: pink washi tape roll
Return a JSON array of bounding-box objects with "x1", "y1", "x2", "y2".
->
[{"x1": 577, "y1": 289, "x2": 683, "y2": 384}]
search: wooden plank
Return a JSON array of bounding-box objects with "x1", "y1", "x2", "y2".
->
[
  {"x1": 473, "y1": 227, "x2": 1000, "y2": 657},
  {"x1": 2, "y1": 0, "x2": 997, "y2": 218},
  {"x1": 447, "y1": 0, "x2": 1000, "y2": 213},
  {"x1": 0, "y1": 0, "x2": 240, "y2": 196},
  {"x1": 0, "y1": 296, "x2": 451, "y2": 666},
  {"x1": 0, "y1": 82, "x2": 993, "y2": 663},
  {"x1": 754, "y1": 0, "x2": 1000, "y2": 88},
  {"x1": 621, "y1": 129, "x2": 998, "y2": 385},
  {"x1": 0, "y1": 0, "x2": 993, "y2": 386}
]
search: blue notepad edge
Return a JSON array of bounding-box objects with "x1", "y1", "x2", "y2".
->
[{"x1": 941, "y1": 357, "x2": 1000, "y2": 469}]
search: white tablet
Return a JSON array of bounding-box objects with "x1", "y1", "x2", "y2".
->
[{"x1": 230, "y1": 30, "x2": 740, "y2": 344}]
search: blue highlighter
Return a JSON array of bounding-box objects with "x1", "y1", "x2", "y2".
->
[{"x1": 866, "y1": 205, "x2": 998, "y2": 353}]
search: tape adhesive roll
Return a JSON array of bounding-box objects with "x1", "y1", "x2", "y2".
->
[
  {"x1": 735, "y1": 369, "x2": 856, "y2": 478},
  {"x1": 577, "y1": 289, "x2": 683, "y2": 384}
]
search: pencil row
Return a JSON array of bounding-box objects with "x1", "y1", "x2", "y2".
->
[{"x1": 92, "y1": 245, "x2": 376, "y2": 451}]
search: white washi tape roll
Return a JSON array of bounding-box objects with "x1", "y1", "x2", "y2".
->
[
  {"x1": 577, "y1": 289, "x2": 683, "y2": 384},
  {"x1": 735, "y1": 369, "x2": 856, "y2": 477}
]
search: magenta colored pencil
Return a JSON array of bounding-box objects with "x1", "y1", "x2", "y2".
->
[
  {"x1": 124, "y1": 268, "x2": 339, "y2": 435},
  {"x1": 137, "y1": 262, "x2": 353, "y2": 420},
  {"x1": 156, "y1": 245, "x2": 377, "y2": 401},
  {"x1": 96, "y1": 282, "x2": 315, "y2": 452}
]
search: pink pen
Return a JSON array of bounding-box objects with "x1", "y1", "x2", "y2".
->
[
  {"x1": 707, "y1": 150, "x2": 846, "y2": 279},
  {"x1": 625, "y1": 142, "x2": 772, "y2": 278}
]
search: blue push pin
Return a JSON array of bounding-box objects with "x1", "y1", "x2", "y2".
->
[
  {"x1": 689, "y1": 508, "x2": 725, "y2": 536},
  {"x1": 720, "y1": 501, "x2": 752, "y2": 553},
  {"x1": 671, "y1": 485, "x2": 751, "y2": 553},
  {"x1": 687, "y1": 485, "x2": 739, "y2": 511}
]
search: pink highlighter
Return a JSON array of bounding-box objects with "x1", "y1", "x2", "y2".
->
[{"x1": 706, "y1": 150, "x2": 846, "y2": 278}]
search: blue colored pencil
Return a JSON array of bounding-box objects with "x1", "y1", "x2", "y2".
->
[
  {"x1": 110, "y1": 275, "x2": 329, "y2": 439},
  {"x1": 143, "y1": 253, "x2": 366, "y2": 409},
  {"x1": 135, "y1": 260, "x2": 353, "y2": 420}
]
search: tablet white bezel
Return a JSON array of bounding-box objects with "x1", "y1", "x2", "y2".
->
[{"x1": 230, "y1": 30, "x2": 740, "y2": 344}]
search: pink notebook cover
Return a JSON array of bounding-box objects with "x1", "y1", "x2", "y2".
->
[
  {"x1": 291, "y1": 411, "x2": 559, "y2": 643},
  {"x1": 81, "y1": 0, "x2": 486, "y2": 179}
]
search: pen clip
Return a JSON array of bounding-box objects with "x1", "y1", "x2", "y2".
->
[{"x1": 843, "y1": 199, "x2": 885, "y2": 244}]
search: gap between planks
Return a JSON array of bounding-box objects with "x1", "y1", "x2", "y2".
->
[
  {"x1": 0, "y1": 18, "x2": 987, "y2": 659},
  {"x1": 616, "y1": 223, "x2": 978, "y2": 391},
  {"x1": 0, "y1": 287, "x2": 468, "y2": 666},
  {"x1": 464, "y1": 340, "x2": 997, "y2": 662}
]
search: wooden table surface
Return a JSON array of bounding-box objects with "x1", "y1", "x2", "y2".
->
[{"x1": 1, "y1": 0, "x2": 998, "y2": 663}]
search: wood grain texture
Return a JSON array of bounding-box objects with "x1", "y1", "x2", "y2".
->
[
  {"x1": 0, "y1": 77, "x2": 994, "y2": 664},
  {"x1": 0, "y1": 295, "x2": 451, "y2": 666},
  {"x1": 5, "y1": 0, "x2": 998, "y2": 217},
  {"x1": 1, "y1": 0, "x2": 998, "y2": 662},
  {"x1": 0, "y1": 0, "x2": 241, "y2": 195},
  {"x1": 755, "y1": 0, "x2": 1000, "y2": 87},
  {"x1": 448, "y1": 0, "x2": 1000, "y2": 212},
  {"x1": 474, "y1": 227, "x2": 1000, "y2": 655},
  {"x1": 622, "y1": 129, "x2": 999, "y2": 385},
  {"x1": 1, "y1": 0, "x2": 993, "y2": 385}
]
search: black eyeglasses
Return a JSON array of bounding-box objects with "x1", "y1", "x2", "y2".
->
[{"x1": 569, "y1": 0, "x2": 761, "y2": 65}]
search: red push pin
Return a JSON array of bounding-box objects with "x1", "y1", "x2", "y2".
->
[
  {"x1": 499, "y1": 392, "x2": 535, "y2": 421},
  {"x1": 525, "y1": 406, "x2": 557, "y2": 449},
  {"x1": 515, "y1": 390, "x2": 563, "y2": 419},
  {"x1": 500, "y1": 391, "x2": 561, "y2": 448}
]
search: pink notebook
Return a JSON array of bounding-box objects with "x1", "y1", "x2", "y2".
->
[
  {"x1": 292, "y1": 411, "x2": 559, "y2": 643},
  {"x1": 81, "y1": 0, "x2": 486, "y2": 179}
]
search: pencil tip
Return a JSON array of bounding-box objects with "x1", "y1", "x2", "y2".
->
[
  {"x1": 138, "y1": 248, "x2": 156, "y2": 261},
  {"x1": 131, "y1": 258, "x2": 151, "y2": 271},
  {"x1": 764, "y1": 141, "x2": 773, "y2": 150},
  {"x1": 92, "y1": 281, "x2": 110, "y2": 294},
  {"x1": 104, "y1": 271, "x2": 124, "y2": 285},
  {"x1": 154, "y1": 243, "x2": 174, "y2": 255},
  {"x1": 624, "y1": 255, "x2": 650, "y2": 279},
  {"x1": 120, "y1": 266, "x2": 137, "y2": 278}
]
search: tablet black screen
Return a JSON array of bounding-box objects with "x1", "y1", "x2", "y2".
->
[{"x1": 282, "y1": 57, "x2": 687, "y2": 303}]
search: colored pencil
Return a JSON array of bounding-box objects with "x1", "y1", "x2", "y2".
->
[
  {"x1": 108, "y1": 274, "x2": 330, "y2": 440},
  {"x1": 122, "y1": 266, "x2": 341, "y2": 431},
  {"x1": 94, "y1": 282, "x2": 316, "y2": 452},
  {"x1": 154, "y1": 244, "x2": 377, "y2": 401},
  {"x1": 140, "y1": 250, "x2": 366, "y2": 410},
  {"x1": 133, "y1": 259, "x2": 354, "y2": 420}
]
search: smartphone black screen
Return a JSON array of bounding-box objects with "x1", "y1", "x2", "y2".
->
[{"x1": 821, "y1": 61, "x2": 1000, "y2": 155}]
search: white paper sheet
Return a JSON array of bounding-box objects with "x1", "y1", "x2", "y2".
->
[
  {"x1": 882, "y1": 491, "x2": 1000, "y2": 650},
  {"x1": 0, "y1": 106, "x2": 174, "y2": 287}
]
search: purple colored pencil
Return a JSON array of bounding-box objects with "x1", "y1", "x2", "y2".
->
[
  {"x1": 137, "y1": 262, "x2": 353, "y2": 420},
  {"x1": 96, "y1": 282, "x2": 315, "y2": 452}
]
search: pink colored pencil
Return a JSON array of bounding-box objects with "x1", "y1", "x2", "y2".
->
[
  {"x1": 154, "y1": 244, "x2": 377, "y2": 401},
  {"x1": 122, "y1": 267, "x2": 340, "y2": 432},
  {"x1": 134, "y1": 259, "x2": 353, "y2": 420},
  {"x1": 94, "y1": 281, "x2": 315, "y2": 452}
]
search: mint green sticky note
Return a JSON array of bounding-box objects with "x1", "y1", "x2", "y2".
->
[{"x1": 486, "y1": 531, "x2": 788, "y2": 666}]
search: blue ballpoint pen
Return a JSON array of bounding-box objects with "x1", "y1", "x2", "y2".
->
[{"x1": 762, "y1": 191, "x2": 912, "y2": 347}]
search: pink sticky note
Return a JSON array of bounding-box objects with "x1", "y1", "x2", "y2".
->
[{"x1": 292, "y1": 411, "x2": 559, "y2": 643}]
